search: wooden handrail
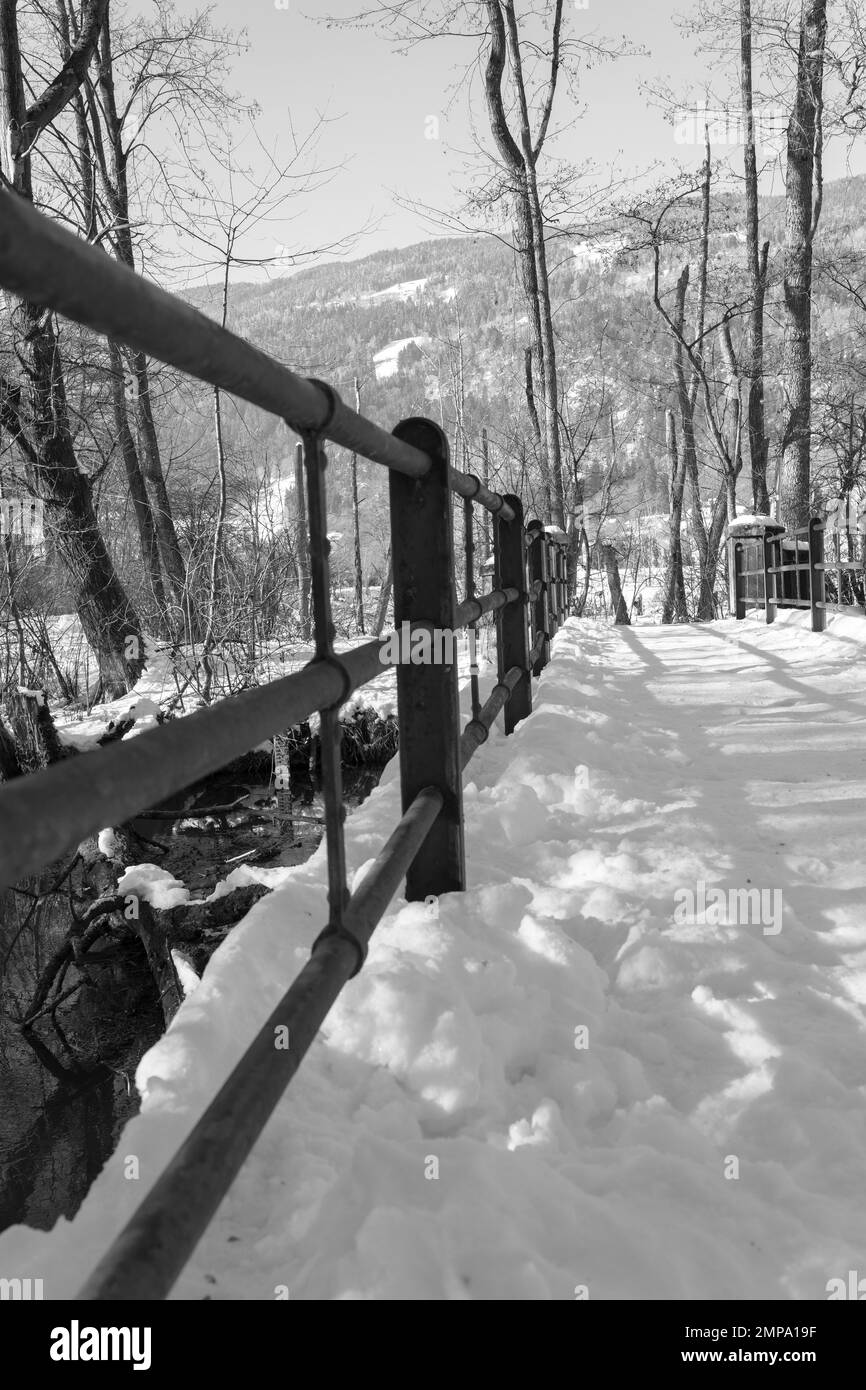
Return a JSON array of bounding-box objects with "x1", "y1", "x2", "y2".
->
[{"x1": 0, "y1": 186, "x2": 575, "y2": 1301}]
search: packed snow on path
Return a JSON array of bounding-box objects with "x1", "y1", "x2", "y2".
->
[{"x1": 2, "y1": 610, "x2": 866, "y2": 1300}]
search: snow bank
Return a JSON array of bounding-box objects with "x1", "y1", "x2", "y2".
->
[{"x1": 2, "y1": 612, "x2": 866, "y2": 1299}]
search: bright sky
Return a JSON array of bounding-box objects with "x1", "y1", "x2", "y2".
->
[{"x1": 170, "y1": 0, "x2": 866, "y2": 275}]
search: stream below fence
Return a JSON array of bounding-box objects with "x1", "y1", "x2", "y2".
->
[{"x1": 0, "y1": 761, "x2": 383, "y2": 1238}]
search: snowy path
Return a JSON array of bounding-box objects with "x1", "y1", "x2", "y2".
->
[{"x1": 2, "y1": 612, "x2": 866, "y2": 1299}]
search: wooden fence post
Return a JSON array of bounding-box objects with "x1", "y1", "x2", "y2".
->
[
  {"x1": 546, "y1": 537, "x2": 559, "y2": 635},
  {"x1": 556, "y1": 541, "x2": 567, "y2": 620},
  {"x1": 763, "y1": 534, "x2": 776, "y2": 625},
  {"x1": 389, "y1": 417, "x2": 465, "y2": 899},
  {"x1": 734, "y1": 542, "x2": 746, "y2": 619},
  {"x1": 494, "y1": 494, "x2": 532, "y2": 733},
  {"x1": 526, "y1": 519, "x2": 550, "y2": 675},
  {"x1": 809, "y1": 517, "x2": 827, "y2": 633}
]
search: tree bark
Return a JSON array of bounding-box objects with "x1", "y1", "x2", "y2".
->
[
  {"x1": 662, "y1": 408, "x2": 688, "y2": 622},
  {"x1": 601, "y1": 543, "x2": 630, "y2": 624},
  {"x1": 4, "y1": 687, "x2": 66, "y2": 774},
  {"x1": 293, "y1": 440, "x2": 311, "y2": 640},
  {"x1": 108, "y1": 343, "x2": 171, "y2": 632},
  {"x1": 0, "y1": 715, "x2": 20, "y2": 780},
  {"x1": 480, "y1": 426, "x2": 492, "y2": 560},
  {"x1": 483, "y1": 0, "x2": 556, "y2": 517},
  {"x1": 776, "y1": 0, "x2": 827, "y2": 529},
  {"x1": 373, "y1": 546, "x2": 392, "y2": 637},
  {"x1": 351, "y1": 376, "x2": 365, "y2": 634},
  {"x1": 502, "y1": 0, "x2": 566, "y2": 527},
  {"x1": 60, "y1": 42, "x2": 172, "y2": 640},
  {"x1": 0, "y1": 0, "x2": 143, "y2": 698},
  {"x1": 94, "y1": 16, "x2": 189, "y2": 615},
  {"x1": 741, "y1": 0, "x2": 771, "y2": 514}
]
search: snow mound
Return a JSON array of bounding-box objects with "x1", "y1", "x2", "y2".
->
[{"x1": 2, "y1": 613, "x2": 866, "y2": 1300}]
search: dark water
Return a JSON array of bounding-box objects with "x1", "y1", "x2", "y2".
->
[{"x1": 0, "y1": 765, "x2": 382, "y2": 1235}]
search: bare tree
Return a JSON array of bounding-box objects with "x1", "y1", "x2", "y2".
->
[
  {"x1": 88, "y1": 4, "x2": 197, "y2": 618},
  {"x1": 0, "y1": 0, "x2": 143, "y2": 697},
  {"x1": 350, "y1": 376, "x2": 365, "y2": 635},
  {"x1": 332, "y1": 0, "x2": 634, "y2": 541},
  {"x1": 483, "y1": 0, "x2": 565, "y2": 524},
  {"x1": 776, "y1": 0, "x2": 827, "y2": 527},
  {"x1": 162, "y1": 118, "x2": 354, "y2": 692},
  {"x1": 740, "y1": 0, "x2": 771, "y2": 513},
  {"x1": 662, "y1": 407, "x2": 689, "y2": 621}
]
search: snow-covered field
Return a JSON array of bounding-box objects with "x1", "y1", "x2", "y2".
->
[
  {"x1": 2, "y1": 610, "x2": 866, "y2": 1299},
  {"x1": 52, "y1": 625, "x2": 497, "y2": 751}
]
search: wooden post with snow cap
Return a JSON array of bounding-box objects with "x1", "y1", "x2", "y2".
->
[
  {"x1": 389, "y1": 416, "x2": 465, "y2": 900},
  {"x1": 494, "y1": 494, "x2": 532, "y2": 734}
]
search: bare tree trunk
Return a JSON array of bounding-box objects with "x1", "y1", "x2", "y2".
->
[
  {"x1": 294, "y1": 441, "x2": 311, "y2": 640},
  {"x1": 108, "y1": 343, "x2": 170, "y2": 633},
  {"x1": 0, "y1": 0, "x2": 143, "y2": 698},
  {"x1": 481, "y1": 427, "x2": 492, "y2": 559},
  {"x1": 572, "y1": 524, "x2": 591, "y2": 617},
  {"x1": 201, "y1": 242, "x2": 234, "y2": 699},
  {"x1": 373, "y1": 547, "x2": 392, "y2": 637},
  {"x1": 662, "y1": 408, "x2": 688, "y2": 622},
  {"x1": 677, "y1": 149, "x2": 716, "y2": 620},
  {"x1": 94, "y1": 16, "x2": 188, "y2": 615},
  {"x1": 668, "y1": 265, "x2": 710, "y2": 614},
  {"x1": 601, "y1": 544, "x2": 630, "y2": 625},
  {"x1": 502, "y1": 0, "x2": 565, "y2": 527},
  {"x1": 133, "y1": 353, "x2": 189, "y2": 610},
  {"x1": 351, "y1": 377, "x2": 365, "y2": 634},
  {"x1": 776, "y1": 0, "x2": 827, "y2": 529},
  {"x1": 523, "y1": 346, "x2": 549, "y2": 515},
  {"x1": 700, "y1": 486, "x2": 729, "y2": 619},
  {"x1": 0, "y1": 472, "x2": 28, "y2": 684},
  {"x1": 740, "y1": 0, "x2": 771, "y2": 514},
  {"x1": 61, "y1": 36, "x2": 172, "y2": 642},
  {"x1": 483, "y1": 0, "x2": 556, "y2": 512},
  {"x1": 201, "y1": 384, "x2": 227, "y2": 700}
]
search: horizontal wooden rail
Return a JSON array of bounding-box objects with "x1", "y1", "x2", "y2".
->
[
  {"x1": 0, "y1": 641, "x2": 378, "y2": 889},
  {"x1": 734, "y1": 518, "x2": 838, "y2": 632},
  {"x1": 459, "y1": 667, "x2": 521, "y2": 768},
  {"x1": 455, "y1": 587, "x2": 520, "y2": 625},
  {"x1": 0, "y1": 590, "x2": 532, "y2": 889},
  {"x1": 450, "y1": 469, "x2": 515, "y2": 519},
  {"x1": 0, "y1": 191, "x2": 514, "y2": 522}
]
